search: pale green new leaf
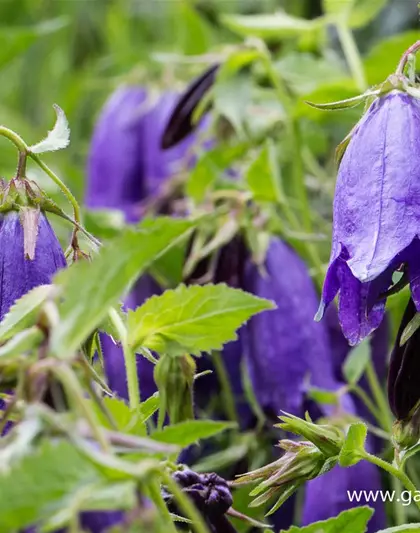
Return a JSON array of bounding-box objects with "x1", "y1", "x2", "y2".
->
[
  {"x1": 29, "y1": 104, "x2": 70, "y2": 153},
  {"x1": 128, "y1": 283, "x2": 274, "y2": 355},
  {"x1": 151, "y1": 420, "x2": 235, "y2": 447},
  {"x1": 0, "y1": 284, "x2": 56, "y2": 343},
  {"x1": 280, "y1": 506, "x2": 373, "y2": 533},
  {"x1": 323, "y1": 0, "x2": 387, "y2": 28},
  {"x1": 50, "y1": 218, "x2": 193, "y2": 358}
]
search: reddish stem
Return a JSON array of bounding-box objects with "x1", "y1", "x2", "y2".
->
[{"x1": 396, "y1": 40, "x2": 420, "y2": 76}]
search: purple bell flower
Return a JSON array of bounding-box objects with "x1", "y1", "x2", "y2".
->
[
  {"x1": 0, "y1": 210, "x2": 66, "y2": 320},
  {"x1": 86, "y1": 86, "x2": 207, "y2": 403},
  {"x1": 242, "y1": 238, "x2": 385, "y2": 529},
  {"x1": 318, "y1": 91, "x2": 420, "y2": 345},
  {"x1": 243, "y1": 238, "x2": 351, "y2": 417}
]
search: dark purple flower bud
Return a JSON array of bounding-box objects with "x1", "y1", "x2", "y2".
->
[
  {"x1": 166, "y1": 470, "x2": 233, "y2": 528},
  {"x1": 388, "y1": 298, "x2": 420, "y2": 421},
  {"x1": 242, "y1": 238, "x2": 350, "y2": 418},
  {"x1": 0, "y1": 210, "x2": 66, "y2": 320},
  {"x1": 318, "y1": 91, "x2": 420, "y2": 345},
  {"x1": 302, "y1": 459, "x2": 385, "y2": 532},
  {"x1": 161, "y1": 64, "x2": 219, "y2": 149}
]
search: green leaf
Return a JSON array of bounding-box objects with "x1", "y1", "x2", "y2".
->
[
  {"x1": 323, "y1": 0, "x2": 386, "y2": 28},
  {"x1": 213, "y1": 69, "x2": 253, "y2": 137},
  {"x1": 307, "y1": 387, "x2": 339, "y2": 406},
  {"x1": 0, "y1": 439, "x2": 107, "y2": 532},
  {"x1": 342, "y1": 338, "x2": 370, "y2": 385},
  {"x1": 151, "y1": 420, "x2": 235, "y2": 447},
  {"x1": 364, "y1": 31, "x2": 420, "y2": 86},
  {"x1": 401, "y1": 312, "x2": 420, "y2": 346},
  {"x1": 221, "y1": 12, "x2": 323, "y2": 42},
  {"x1": 50, "y1": 218, "x2": 193, "y2": 358},
  {"x1": 127, "y1": 283, "x2": 274, "y2": 355},
  {"x1": 246, "y1": 140, "x2": 284, "y2": 203},
  {"x1": 375, "y1": 525, "x2": 420, "y2": 533},
  {"x1": 92, "y1": 395, "x2": 159, "y2": 437},
  {"x1": 338, "y1": 422, "x2": 367, "y2": 466},
  {"x1": 0, "y1": 284, "x2": 56, "y2": 343},
  {"x1": 29, "y1": 104, "x2": 70, "y2": 154},
  {"x1": 0, "y1": 327, "x2": 43, "y2": 361},
  {"x1": 186, "y1": 153, "x2": 219, "y2": 203},
  {"x1": 280, "y1": 506, "x2": 373, "y2": 533}
]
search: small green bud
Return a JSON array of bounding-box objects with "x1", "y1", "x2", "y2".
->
[
  {"x1": 277, "y1": 412, "x2": 344, "y2": 456},
  {"x1": 154, "y1": 353, "x2": 196, "y2": 425},
  {"x1": 392, "y1": 418, "x2": 420, "y2": 450}
]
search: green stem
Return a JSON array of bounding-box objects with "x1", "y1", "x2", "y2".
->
[
  {"x1": 108, "y1": 307, "x2": 140, "y2": 409},
  {"x1": 336, "y1": 22, "x2": 367, "y2": 92},
  {"x1": 350, "y1": 384, "x2": 383, "y2": 426},
  {"x1": 162, "y1": 472, "x2": 210, "y2": 533},
  {"x1": 148, "y1": 479, "x2": 178, "y2": 533},
  {"x1": 0, "y1": 126, "x2": 28, "y2": 153},
  {"x1": 390, "y1": 476, "x2": 406, "y2": 526},
  {"x1": 262, "y1": 54, "x2": 311, "y2": 231},
  {"x1": 29, "y1": 152, "x2": 81, "y2": 225},
  {"x1": 362, "y1": 451, "x2": 420, "y2": 512},
  {"x1": 212, "y1": 351, "x2": 238, "y2": 423},
  {"x1": 53, "y1": 363, "x2": 111, "y2": 453},
  {"x1": 396, "y1": 40, "x2": 420, "y2": 76},
  {"x1": 365, "y1": 360, "x2": 392, "y2": 431}
]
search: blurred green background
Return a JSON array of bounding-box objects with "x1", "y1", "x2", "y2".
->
[{"x1": 0, "y1": 0, "x2": 418, "y2": 199}]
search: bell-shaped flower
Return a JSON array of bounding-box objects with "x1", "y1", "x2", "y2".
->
[
  {"x1": 0, "y1": 210, "x2": 66, "y2": 320},
  {"x1": 318, "y1": 90, "x2": 420, "y2": 345}
]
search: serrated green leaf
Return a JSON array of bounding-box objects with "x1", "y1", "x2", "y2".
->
[
  {"x1": 127, "y1": 283, "x2": 274, "y2": 355},
  {"x1": 0, "y1": 284, "x2": 56, "y2": 343},
  {"x1": 280, "y1": 506, "x2": 373, "y2": 533},
  {"x1": 342, "y1": 338, "x2": 370, "y2": 385},
  {"x1": 29, "y1": 104, "x2": 70, "y2": 153},
  {"x1": 151, "y1": 420, "x2": 235, "y2": 447},
  {"x1": 50, "y1": 218, "x2": 193, "y2": 358},
  {"x1": 221, "y1": 12, "x2": 323, "y2": 41},
  {"x1": 338, "y1": 422, "x2": 367, "y2": 466},
  {"x1": 246, "y1": 140, "x2": 284, "y2": 204},
  {"x1": 0, "y1": 439, "x2": 106, "y2": 532}
]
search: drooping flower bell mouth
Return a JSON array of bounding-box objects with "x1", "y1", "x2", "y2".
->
[{"x1": 317, "y1": 88, "x2": 420, "y2": 345}]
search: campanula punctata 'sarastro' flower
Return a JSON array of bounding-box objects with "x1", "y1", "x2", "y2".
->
[{"x1": 317, "y1": 90, "x2": 420, "y2": 345}]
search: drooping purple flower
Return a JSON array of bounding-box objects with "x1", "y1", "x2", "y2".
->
[
  {"x1": 0, "y1": 210, "x2": 66, "y2": 321},
  {"x1": 317, "y1": 90, "x2": 420, "y2": 345},
  {"x1": 86, "y1": 86, "x2": 204, "y2": 223},
  {"x1": 242, "y1": 238, "x2": 351, "y2": 418},
  {"x1": 241, "y1": 238, "x2": 385, "y2": 528}
]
